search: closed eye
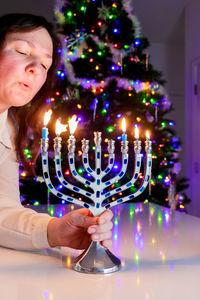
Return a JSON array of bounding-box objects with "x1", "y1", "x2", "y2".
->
[
  {"x1": 16, "y1": 50, "x2": 29, "y2": 55},
  {"x1": 41, "y1": 63, "x2": 48, "y2": 70}
]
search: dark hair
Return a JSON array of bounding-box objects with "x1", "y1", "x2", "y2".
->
[{"x1": 0, "y1": 13, "x2": 61, "y2": 174}]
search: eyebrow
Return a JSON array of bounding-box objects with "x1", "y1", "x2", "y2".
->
[{"x1": 11, "y1": 38, "x2": 53, "y2": 60}]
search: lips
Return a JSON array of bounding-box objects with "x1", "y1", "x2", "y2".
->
[{"x1": 18, "y1": 81, "x2": 31, "y2": 91}]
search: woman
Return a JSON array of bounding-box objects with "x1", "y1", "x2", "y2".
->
[{"x1": 0, "y1": 13, "x2": 113, "y2": 250}]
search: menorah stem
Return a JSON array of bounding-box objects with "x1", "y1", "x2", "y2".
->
[{"x1": 73, "y1": 240, "x2": 121, "y2": 274}]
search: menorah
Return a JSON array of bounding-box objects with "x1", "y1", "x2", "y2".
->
[{"x1": 41, "y1": 113, "x2": 152, "y2": 274}]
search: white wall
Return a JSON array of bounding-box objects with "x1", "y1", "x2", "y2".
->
[
  {"x1": 185, "y1": 0, "x2": 200, "y2": 215},
  {"x1": 148, "y1": 42, "x2": 185, "y2": 175}
]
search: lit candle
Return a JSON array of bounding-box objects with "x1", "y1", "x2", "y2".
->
[
  {"x1": 146, "y1": 130, "x2": 150, "y2": 140},
  {"x1": 122, "y1": 118, "x2": 127, "y2": 141},
  {"x1": 54, "y1": 120, "x2": 67, "y2": 153},
  {"x1": 68, "y1": 115, "x2": 78, "y2": 136},
  {"x1": 55, "y1": 119, "x2": 67, "y2": 136},
  {"x1": 135, "y1": 126, "x2": 139, "y2": 140},
  {"x1": 42, "y1": 110, "x2": 52, "y2": 139}
]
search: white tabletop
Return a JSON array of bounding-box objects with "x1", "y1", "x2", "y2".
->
[{"x1": 1, "y1": 203, "x2": 200, "y2": 300}]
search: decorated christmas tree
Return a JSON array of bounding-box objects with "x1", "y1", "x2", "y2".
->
[{"x1": 20, "y1": 0, "x2": 190, "y2": 211}]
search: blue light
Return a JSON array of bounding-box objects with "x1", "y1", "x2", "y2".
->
[
  {"x1": 117, "y1": 136, "x2": 122, "y2": 140},
  {"x1": 135, "y1": 39, "x2": 141, "y2": 46},
  {"x1": 114, "y1": 164, "x2": 119, "y2": 169},
  {"x1": 78, "y1": 116, "x2": 83, "y2": 122},
  {"x1": 104, "y1": 102, "x2": 109, "y2": 108},
  {"x1": 169, "y1": 122, "x2": 174, "y2": 126},
  {"x1": 111, "y1": 65, "x2": 119, "y2": 71},
  {"x1": 135, "y1": 80, "x2": 140, "y2": 85},
  {"x1": 113, "y1": 28, "x2": 119, "y2": 34},
  {"x1": 61, "y1": 200, "x2": 66, "y2": 204},
  {"x1": 57, "y1": 184, "x2": 63, "y2": 190},
  {"x1": 117, "y1": 114, "x2": 122, "y2": 118}
]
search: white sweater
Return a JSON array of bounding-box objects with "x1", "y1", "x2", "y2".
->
[{"x1": 0, "y1": 110, "x2": 51, "y2": 249}]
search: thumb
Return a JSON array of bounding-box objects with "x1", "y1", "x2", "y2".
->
[{"x1": 71, "y1": 212, "x2": 98, "y2": 229}]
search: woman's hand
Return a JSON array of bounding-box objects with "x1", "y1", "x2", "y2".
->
[{"x1": 47, "y1": 208, "x2": 113, "y2": 250}]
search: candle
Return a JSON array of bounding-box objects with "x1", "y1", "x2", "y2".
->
[
  {"x1": 135, "y1": 126, "x2": 139, "y2": 140},
  {"x1": 68, "y1": 115, "x2": 78, "y2": 136},
  {"x1": 146, "y1": 130, "x2": 150, "y2": 140},
  {"x1": 42, "y1": 110, "x2": 52, "y2": 139},
  {"x1": 122, "y1": 118, "x2": 127, "y2": 141},
  {"x1": 145, "y1": 130, "x2": 152, "y2": 154},
  {"x1": 55, "y1": 119, "x2": 67, "y2": 136}
]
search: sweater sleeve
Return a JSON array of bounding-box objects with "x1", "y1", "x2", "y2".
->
[{"x1": 0, "y1": 144, "x2": 52, "y2": 250}]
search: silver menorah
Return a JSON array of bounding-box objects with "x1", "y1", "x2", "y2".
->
[{"x1": 41, "y1": 131, "x2": 152, "y2": 274}]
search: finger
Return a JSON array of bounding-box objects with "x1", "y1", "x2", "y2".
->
[
  {"x1": 74, "y1": 208, "x2": 93, "y2": 217},
  {"x1": 91, "y1": 230, "x2": 112, "y2": 242},
  {"x1": 98, "y1": 209, "x2": 113, "y2": 225},
  {"x1": 71, "y1": 212, "x2": 99, "y2": 228},
  {"x1": 87, "y1": 221, "x2": 113, "y2": 234},
  {"x1": 101, "y1": 239, "x2": 112, "y2": 249}
]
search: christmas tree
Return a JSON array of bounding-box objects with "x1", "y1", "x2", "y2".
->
[{"x1": 20, "y1": 0, "x2": 190, "y2": 211}]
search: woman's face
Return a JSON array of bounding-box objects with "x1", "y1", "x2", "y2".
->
[{"x1": 0, "y1": 27, "x2": 53, "y2": 113}]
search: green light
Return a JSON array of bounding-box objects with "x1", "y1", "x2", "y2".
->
[
  {"x1": 157, "y1": 174, "x2": 163, "y2": 180},
  {"x1": 24, "y1": 148, "x2": 29, "y2": 154},
  {"x1": 107, "y1": 126, "x2": 114, "y2": 133},
  {"x1": 150, "y1": 98, "x2": 156, "y2": 104},
  {"x1": 157, "y1": 211, "x2": 163, "y2": 225},
  {"x1": 135, "y1": 252, "x2": 140, "y2": 264},
  {"x1": 124, "y1": 45, "x2": 129, "y2": 49},
  {"x1": 92, "y1": 146, "x2": 95, "y2": 150},
  {"x1": 101, "y1": 108, "x2": 107, "y2": 115},
  {"x1": 144, "y1": 199, "x2": 149, "y2": 204},
  {"x1": 114, "y1": 217, "x2": 118, "y2": 226},
  {"x1": 67, "y1": 11, "x2": 73, "y2": 17},
  {"x1": 78, "y1": 168, "x2": 84, "y2": 174},
  {"x1": 161, "y1": 121, "x2": 167, "y2": 127},
  {"x1": 34, "y1": 201, "x2": 39, "y2": 206},
  {"x1": 50, "y1": 209, "x2": 54, "y2": 216},
  {"x1": 142, "y1": 98, "x2": 146, "y2": 104},
  {"x1": 130, "y1": 185, "x2": 137, "y2": 192},
  {"x1": 26, "y1": 154, "x2": 32, "y2": 159},
  {"x1": 80, "y1": 6, "x2": 86, "y2": 12},
  {"x1": 81, "y1": 54, "x2": 86, "y2": 59},
  {"x1": 97, "y1": 51, "x2": 103, "y2": 56},
  {"x1": 109, "y1": 14, "x2": 114, "y2": 19}
]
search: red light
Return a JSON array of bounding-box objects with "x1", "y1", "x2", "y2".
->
[{"x1": 65, "y1": 170, "x2": 70, "y2": 176}]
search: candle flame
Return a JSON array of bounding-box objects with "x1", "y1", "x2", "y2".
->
[
  {"x1": 146, "y1": 130, "x2": 150, "y2": 139},
  {"x1": 56, "y1": 119, "x2": 67, "y2": 136},
  {"x1": 122, "y1": 118, "x2": 126, "y2": 133},
  {"x1": 69, "y1": 115, "x2": 78, "y2": 135},
  {"x1": 135, "y1": 126, "x2": 139, "y2": 139},
  {"x1": 44, "y1": 110, "x2": 52, "y2": 126}
]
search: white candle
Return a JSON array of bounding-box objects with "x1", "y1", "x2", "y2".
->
[
  {"x1": 135, "y1": 126, "x2": 139, "y2": 140},
  {"x1": 55, "y1": 119, "x2": 67, "y2": 136},
  {"x1": 68, "y1": 115, "x2": 78, "y2": 136},
  {"x1": 42, "y1": 110, "x2": 52, "y2": 139},
  {"x1": 122, "y1": 118, "x2": 127, "y2": 141}
]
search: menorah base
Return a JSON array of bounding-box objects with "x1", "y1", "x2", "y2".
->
[{"x1": 73, "y1": 241, "x2": 121, "y2": 274}]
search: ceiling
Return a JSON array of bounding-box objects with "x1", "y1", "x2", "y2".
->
[{"x1": 0, "y1": 0, "x2": 192, "y2": 44}]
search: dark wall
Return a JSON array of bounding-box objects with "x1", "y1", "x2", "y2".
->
[{"x1": 0, "y1": 0, "x2": 54, "y2": 21}]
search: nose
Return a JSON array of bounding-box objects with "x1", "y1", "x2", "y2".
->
[{"x1": 25, "y1": 61, "x2": 41, "y2": 75}]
